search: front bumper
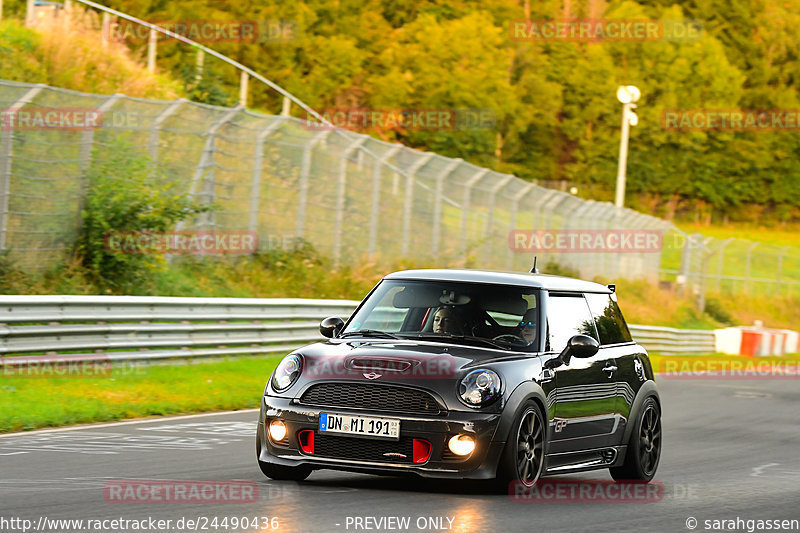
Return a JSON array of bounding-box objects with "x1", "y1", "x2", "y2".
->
[{"x1": 257, "y1": 395, "x2": 505, "y2": 479}]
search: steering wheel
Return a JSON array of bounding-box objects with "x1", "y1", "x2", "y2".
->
[{"x1": 492, "y1": 334, "x2": 528, "y2": 346}]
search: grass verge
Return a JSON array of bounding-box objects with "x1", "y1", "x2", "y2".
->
[{"x1": 0, "y1": 355, "x2": 281, "y2": 433}]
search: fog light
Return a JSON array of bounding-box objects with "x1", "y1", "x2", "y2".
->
[
  {"x1": 448, "y1": 435, "x2": 475, "y2": 456},
  {"x1": 269, "y1": 419, "x2": 287, "y2": 442}
]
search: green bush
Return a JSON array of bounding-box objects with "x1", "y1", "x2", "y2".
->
[
  {"x1": 74, "y1": 141, "x2": 210, "y2": 293},
  {"x1": 704, "y1": 297, "x2": 733, "y2": 325}
]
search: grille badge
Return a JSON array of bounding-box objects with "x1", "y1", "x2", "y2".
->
[
  {"x1": 363, "y1": 372, "x2": 382, "y2": 380},
  {"x1": 383, "y1": 452, "x2": 407, "y2": 458}
]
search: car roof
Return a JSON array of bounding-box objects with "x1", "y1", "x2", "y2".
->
[{"x1": 383, "y1": 269, "x2": 611, "y2": 293}]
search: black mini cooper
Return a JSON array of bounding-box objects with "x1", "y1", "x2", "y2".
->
[{"x1": 256, "y1": 269, "x2": 661, "y2": 489}]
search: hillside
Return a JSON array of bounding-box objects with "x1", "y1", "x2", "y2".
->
[{"x1": 0, "y1": 13, "x2": 180, "y2": 98}]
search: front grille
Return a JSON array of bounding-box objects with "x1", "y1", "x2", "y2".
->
[
  {"x1": 299, "y1": 383, "x2": 441, "y2": 414},
  {"x1": 312, "y1": 433, "x2": 415, "y2": 463}
]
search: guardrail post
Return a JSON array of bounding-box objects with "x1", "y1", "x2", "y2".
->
[
  {"x1": 400, "y1": 153, "x2": 433, "y2": 257},
  {"x1": 147, "y1": 28, "x2": 157, "y2": 73},
  {"x1": 431, "y1": 159, "x2": 462, "y2": 258},
  {"x1": 333, "y1": 137, "x2": 367, "y2": 265},
  {"x1": 0, "y1": 85, "x2": 44, "y2": 251},
  {"x1": 295, "y1": 130, "x2": 330, "y2": 240},
  {"x1": 459, "y1": 169, "x2": 489, "y2": 258},
  {"x1": 249, "y1": 117, "x2": 287, "y2": 238},
  {"x1": 368, "y1": 146, "x2": 401, "y2": 256}
]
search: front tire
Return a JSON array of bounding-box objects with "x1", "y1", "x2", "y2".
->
[
  {"x1": 256, "y1": 427, "x2": 312, "y2": 481},
  {"x1": 610, "y1": 396, "x2": 661, "y2": 481},
  {"x1": 495, "y1": 402, "x2": 546, "y2": 491}
]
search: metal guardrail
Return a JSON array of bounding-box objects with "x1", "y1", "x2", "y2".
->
[
  {"x1": 0, "y1": 296, "x2": 717, "y2": 366},
  {"x1": 628, "y1": 325, "x2": 715, "y2": 355},
  {"x1": 0, "y1": 296, "x2": 358, "y2": 366}
]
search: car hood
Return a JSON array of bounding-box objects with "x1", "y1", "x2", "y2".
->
[{"x1": 276, "y1": 338, "x2": 540, "y2": 398}]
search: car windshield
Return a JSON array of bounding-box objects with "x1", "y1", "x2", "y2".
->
[{"x1": 342, "y1": 280, "x2": 540, "y2": 351}]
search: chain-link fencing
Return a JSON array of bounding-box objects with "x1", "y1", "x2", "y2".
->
[{"x1": 0, "y1": 79, "x2": 798, "y2": 299}]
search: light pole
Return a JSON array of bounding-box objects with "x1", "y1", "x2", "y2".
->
[{"x1": 614, "y1": 85, "x2": 640, "y2": 208}]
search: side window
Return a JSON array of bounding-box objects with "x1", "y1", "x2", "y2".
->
[
  {"x1": 546, "y1": 294, "x2": 598, "y2": 352},
  {"x1": 584, "y1": 293, "x2": 633, "y2": 345}
]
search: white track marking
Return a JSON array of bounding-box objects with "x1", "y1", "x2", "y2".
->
[{"x1": 0, "y1": 408, "x2": 259, "y2": 439}]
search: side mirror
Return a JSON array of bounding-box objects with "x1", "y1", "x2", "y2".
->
[
  {"x1": 320, "y1": 316, "x2": 345, "y2": 338},
  {"x1": 544, "y1": 334, "x2": 599, "y2": 369}
]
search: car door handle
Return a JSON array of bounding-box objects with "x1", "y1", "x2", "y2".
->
[
  {"x1": 602, "y1": 364, "x2": 617, "y2": 377},
  {"x1": 540, "y1": 368, "x2": 555, "y2": 382}
]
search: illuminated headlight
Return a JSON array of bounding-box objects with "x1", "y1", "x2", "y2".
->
[
  {"x1": 458, "y1": 369, "x2": 501, "y2": 407},
  {"x1": 271, "y1": 354, "x2": 303, "y2": 392}
]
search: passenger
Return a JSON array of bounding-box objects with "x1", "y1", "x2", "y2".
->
[
  {"x1": 519, "y1": 309, "x2": 537, "y2": 345},
  {"x1": 432, "y1": 306, "x2": 464, "y2": 335}
]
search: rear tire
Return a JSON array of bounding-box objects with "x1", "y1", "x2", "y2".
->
[
  {"x1": 610, "y1": 396, "x2": 661, "y2": 482},
  {"x1": 495, "y1": 402, "x2": 546, "y2": 492}
]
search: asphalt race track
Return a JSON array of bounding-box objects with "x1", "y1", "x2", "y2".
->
[{"x1": 2, "y1": 378, "x2": 799, "y2": 533}]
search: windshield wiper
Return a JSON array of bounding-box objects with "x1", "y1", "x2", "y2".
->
[
  {"x1": 339, "y1": 329, "x2": 399, "y2": 339},
  {"x1": 409, "y1": 333, "x2": 506, "y2": 350}
]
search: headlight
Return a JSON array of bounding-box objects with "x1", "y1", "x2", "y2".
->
[
  {"x1": 271, "y1": 354, "x2": 303, "y2": 392},
  {"x1": 458, "y1": 369, "x2": 501, "y2": 407}
]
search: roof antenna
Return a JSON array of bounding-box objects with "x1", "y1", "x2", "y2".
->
[{"x1": 530, "y1": 256, "x2": 539, "y2": 274}]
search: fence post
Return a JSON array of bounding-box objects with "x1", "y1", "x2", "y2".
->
[
  {"x1": 506, "y1": 183, "x2": 535, "y2": 269},
  {"x1": 368, "y1": 146, "x2": 401, "y2": 256},
  {"x1": 25, "y1": 0, "x2": 33, "y2": 26},
  {"x1": 483, "y1": 174, "x2": 515, "y2": 267},
  {"x1": 459, "y1": 169, "x2": 489, "y2": 258},
  {"x1": 239, "y1": 71, "x2": 249, "y2": 107},
  {"x1": 101, "y1": 11, "x2": 110, "y2": 48},
  {"x1": 195, "y1": 49, "x2": 205, "y2": 83},
  {"x1": 401, "y1": 153, "x2": 433, "y2": 256},
  {"x1": 249, "y1": 117, "x2": 287, "y2": 238},
  {"x1": 148, "y1": 99, "x2": 185, "y2": 165},
  {"x1": 0, "y1": 85, "x2": 44, "y2": 251},
  {"x1": 715, "y1": 238, "x2": 733, "y2": 292},
  {"x1": 431, "y1": 159, "x2": 462, "y2": 258},
  {"x1": 295, "y1": 130, "x2": 330, "y2": 240},
  {"x1": 147, "y1": 28, "x2": 157, "y2": 73},
  {"x1": 776, "y1": 246, "x2": 789, "y2": 295},
  {"x1": 179, "y1": 106, "x2": 242, "y2": 231},
  {"x1": 333, "y1": 137, "x2": 367, "y2": 265},
  {"x1": 744, "y1": 241, "x2": 758, "y2": 295}
]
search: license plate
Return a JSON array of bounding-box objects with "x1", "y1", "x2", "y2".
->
[{"x1": 319, "y1": 413, "x2": 400, "y2": 440}]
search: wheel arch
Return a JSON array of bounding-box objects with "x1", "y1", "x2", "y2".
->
[
  {"x1": 622, "y1": 380, "x2": 661, "y2": 444},
  {"x1": 494, "y1": 381, "x2": 549, "y2": 444}
]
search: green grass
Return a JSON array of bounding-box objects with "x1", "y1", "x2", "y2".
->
[{"x1": 0, "y1": 355, "x2": 282, "y2": 433}]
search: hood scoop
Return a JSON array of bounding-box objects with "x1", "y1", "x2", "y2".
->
[{"x1": 346, "y1": 357, "x2": 413, "y2": 373}]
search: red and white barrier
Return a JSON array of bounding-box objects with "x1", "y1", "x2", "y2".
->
[{"x1": 715, "y1": 327, "x2": 799, "y2": 356}]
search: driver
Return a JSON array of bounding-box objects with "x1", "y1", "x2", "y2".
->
[
  {"x1": 432, "y1": 306, "x2": 464, "y2": 335},
  {"x1": 519, "y1": 309, "x2": 537, "y2": 345}
]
